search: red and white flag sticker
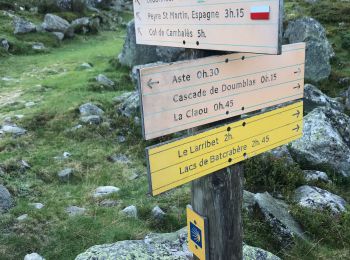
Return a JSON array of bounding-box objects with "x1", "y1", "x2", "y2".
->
[{"x1": 250, "y1": 5, "x2": 270, "y2": 20}]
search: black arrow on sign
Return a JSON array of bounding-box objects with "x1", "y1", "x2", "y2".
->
[
  {"x1": 293, "y1": 124, "x2": 300, "y2": 132},
  {"x1": 147, "y1": 79, "x2": 159, "y2": 89},
  {"x1": 136, "y1": 12, "x2": 141, "y2": 20},
  {"x1": 137, "y1": 28, "x2": 142, "y2": 36},
  {"x1": 293, "y1": 83, "x2": 301, "y2": 89},
  {"x1": 293, "y1": 110, "x2": 301, "y2": 118},
  {"x1": 135, "y1": 0, "x2": 140, "y2": 5},
  {"x1": 294, "y1": 68, "x2": 301, "y2": 75}
]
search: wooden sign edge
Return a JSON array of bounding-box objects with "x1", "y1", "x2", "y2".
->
[
  {"x1": 187, "y1": 205, "x2": 210, "y2": 260},
  {"x1": 133, "y1": 0, "x2": 284, "y2": 55},
  {"x1": 145, "y1": 99, "x2": 304, "y2": 196}
]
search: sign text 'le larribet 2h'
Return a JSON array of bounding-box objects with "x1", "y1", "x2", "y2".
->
[
  {"x1": 146, "y1": 101, "x2": 303, "y2": 196},
  {"x1": 133, "y1": 0, "x2": 283, "y2": 54},
  {"x1": 139, "y1": 43, "x2": 305, "y2": 140}
]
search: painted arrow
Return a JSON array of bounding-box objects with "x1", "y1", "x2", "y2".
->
[
  {"x1": 136, "y1": 12, "x2": 141, "y2": 20},
  {"x1": 294, "y1": 68, "x2": 302, "y2": 75},
  {"x1": 293, "y1": 124, "x2": 301, "y2": 132},
  {"x1": 293, "y1": 83, "x2": 301, "y2": 89},
  {"x1": 135, "y1": 0, "x2": 140, "y2": 5},
  {"x1": 293, "y1": 110, "x2": 301, "y2": 118},
  {"x1": 147, "y1": 79, "x2": 160, "y2": 89},
  {"x1": 137, "y1": 28, "x2": 142, "y2": 36}
]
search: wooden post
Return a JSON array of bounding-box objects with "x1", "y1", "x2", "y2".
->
[{"x1": 191, "y1": 164, "x2": 244, "y2": 260}]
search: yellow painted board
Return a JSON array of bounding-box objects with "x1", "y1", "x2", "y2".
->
[
  {"x1": 147, "y1": 101, "x2": 303, "y2": 196},
  {"x1": 187, "y1": 205, "x2": 208, "y2": 260}
]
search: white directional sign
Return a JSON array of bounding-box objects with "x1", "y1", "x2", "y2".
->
[
  {"x1": 138, "y1": 43, "x2": 305, "y2": 140},
  {"x1": 133, "y1": 0, "x2": 283, "y2": 54}
]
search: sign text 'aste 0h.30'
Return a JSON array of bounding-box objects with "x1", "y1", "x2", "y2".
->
[
  {"x1": 139, "y1": 43, "x2": 305, "y2": 140},
  {"x1": 146, "y1": 101, "x2": 303, "y2": 196},
  {"x1": 133, "y1": 0, "x2": 283, "y2": 54}
]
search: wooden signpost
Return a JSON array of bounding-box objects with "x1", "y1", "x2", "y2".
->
[
  {"x1": 138, "y1": 43, "x2": 305, "y2": 140},
  {"x1": 133, "y1": 0, "x2": 305, "y2": 259},
  {"x1": 146, "y1": 101, "x2": 303, "y2": 196},
  {"x1": 133, "y1": 0, "x2": 283, "y2": 54}
]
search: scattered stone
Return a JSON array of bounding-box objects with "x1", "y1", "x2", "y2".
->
[
  {"x1": 304, "y1": 84, "x2": 344, "y2": 113},
  {"x1": 243, "y1": 190, "x2": 256, "y2": 212},
  {"x1": 75, "y1": 227, "x2": 280, "y2": 260},
  {"x1": 1, "y1": 39, "x2": 10, "y2": 51},
  {"x1": 80, "y1": 115, "x2": 102, "y2": 125},
  {"x1": 42, "y1": 14, "x2": 70, "y2": 33},
  {"x1": 17, "y1": 214, "x2": 28, "y2": 221},
  {"x1": 54, "y1": 152, "x2": 71, "y2": 160},
  {"x1": 71, "y1": 17, "x2": 91, "y2": 34},
  {"x1": 79, "y1": 103, "x2": 104, "y2": 117},
  {"x1": 14, "y1": 114, "x2": 24, "y2": 119},
  {"x1": 0, "y1": 185, "x2": 13, "y2": 213},
  {"x1": 77, "y1": 63, "x2": 93, "y2": 70},
  {"x1": 13, "y1": 17, "x2": 36, "y2": 34},
  {"x1": 122, "y1": 205, "x2": 137, "y2": 218},
  {"x1": 65, "y1": 206, "x2": 86, "y2": 216},
  {"x1": 1, "y1": 125, "x2": 27, "y2": 136},
  {"x1": 284, "y1": 17, "x2": 334, "y2": 82},
  {"x1": 96, "y1": 74, "x2": 115, "y2": 88},
  {"x1": 294, "y1": 186, "x2": 347, "y2": 214},
  {"x1": 32, "y1": 43, "x2": 45, "y2": 51},
  {"x1": 70, "y1": 124, "x2": 83, "y2": 131},
  {"x1": 20, "y1": 160, "x2": 31, "y2": 170},
  {"x1": 30, "y1": 203, "x2": 44, "y2": 210},
  {"x1": 128, "y1": 171, "x2": 139, "y2": 181},
  {"x1": 25, "y1": 101, "x2": 36, "y2": 107},
  {"x1": 52, "y1": 32, "x2": 64, "y2": 41},
  {"x1": 303, "y1": 170, "x2": 330, "y2": 183},
  {"x1": 114, "y1": 91, "x2": 139, "y2": 118},
  {"x1": 93, "y1": 186, "x2": 120, "y2": 198},
  {"x1": 290, "y1": 107, "x2": 350, "y2": 177},
  {"x1": 58, "y1": 168, "x2": 74, "y2": 182},
  {"x1": 24, "y1": 252, "x2": 45, "y2": 260},
  {"x1": 108, "y1": 154, "x2": 130, "y2": 164},
  {"x1": 99, "y1": 199, "x2": 119, "y2": 207},
  {"x1": 255, "y1": 192, "x2": 306, "y2": 247},
  {"x1": 151, "y1": 206, "x2": 165, "y2": 220},
  {"x1": 116, "y1": 135, "x2": 126, "y2": 143}
]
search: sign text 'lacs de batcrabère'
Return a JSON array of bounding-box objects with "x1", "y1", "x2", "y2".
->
[
  {"x1": 146, "y1": 101, "x2": 303, "y2": 196},
  {"x1": 139, "y1": 43, "x2": 305, "y2": 140},
  {"x1": 133, "y1": 0, "x2": 283, "y2": 54},
  {"x1": 187, "y1": 206, "x2": 209, "y2": 260}
]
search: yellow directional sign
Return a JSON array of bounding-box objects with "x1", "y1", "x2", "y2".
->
[
  {"x1": 147, "y1": 101, "x2": 303, "y2": 196},
  {"x1": 187, "y1": 205, "x2": 208, "y2": 260}
]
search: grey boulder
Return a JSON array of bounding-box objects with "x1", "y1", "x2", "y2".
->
[
  {"x1": 52, "y1": 32, "x2": 64, "y2": 41},
  {"x1": 294, "y1": 185, "x2": 347, "y2": 214},
  {"x1": 58, "y1": 168, "x2": 74, "y2": 182},
  {"x1": 1, "y1": 124, "x2": 27, "y2": 136},
  {"x1": 285, "y1": 17, "x2": 334, "y2": 82},
  {"x1": 255, "y1": 192, "x2": 306, "y2": 247},
  {"x1": 121, "y1": 205, "x2": 138, "y2": 218},
  {"x1": 42, "y1": 14, "x2": 70, "y2": 33},
  {"x1": 80, "y1": 115, "x2": 102, "y2": 125},
  {"x1": 304, "y1": 84, "x2": 344, "y2": 113},
  {"x1": 114, "y1": 91, "x2": 140, "y2": 118},
  {"x1": 151, "y1": 206, "x2": 165, "y2": 220},
  {"x1": 290, "y1": 107, "x2": 350, "y2": 177},
  {"x1": 24, "y1": 253, "x2": 45, "y2": 260},
  {"x1": 79, "y1": 103, "x2": 104, "y2": 117},
  {"x1": 303, "y1": 170, "x2": 330, "y2": 183},
  {"x1": 93, "y1": 186, "x2": 120, "y2": 198},
  {"x1": 1, "y1": 38, "x2": 10, "y2": 51},
  {"x1": 13, "y1": 17, "x2": 36, "y2": 34},
  {"x1": 66, "y1": 206, "x2": 86, "y2": 216},
  {"x1": 75, "y1": 227, "x2": 280, "y2": 260},
  {"x1": 96, "y1": 74, "x2": 115, "y2": 88},
  {"x1": 0, "y1": 185, "x2": 13, "y2": 213}
]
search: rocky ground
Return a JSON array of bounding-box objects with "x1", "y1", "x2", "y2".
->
[{"x1": 0, "y1": 0, "x2": 350, "y2": 260}]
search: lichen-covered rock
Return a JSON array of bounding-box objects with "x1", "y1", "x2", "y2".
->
[
  {"x1": 75, "y1": 227, "x2": 280, "y2": 260},
  {"x1": 243, "y1": 244, "x2": 281, "y2": 260},
  {"x1": 294, "y1": 185, "x2": 347, "y2": 214},
  {"x1": 264, "y1": 145, "x2": 294, "y2": 165},
  {"x1": 13, "y1": 17, "x2": 36, "y2": 34},
  {"x1": 255, "y1": 192, "x2": 306, "y2": 247},
  {"x1": 66, "y1": 206, "x2": 86, "y2": 216},
  {"x1": 114, "y1": 91, "x2": 140, "y2": 118},
  {"x1": 345, "y1": 86, "x2": 350, "y2": 110},
  {"x1": 304, "y1": 84, "x2": 344, "y2": 113},
  {"x1": 284, "y1": 17, "x2": 334, "y2": 82},
  {"x1": 151, "y1": 206, "x2": 165, "y2": 220},
  {"x1": 243, "y1": 190, "x2": 256, "y2": 212},
  {"x1": 42, "y1": 14, "x2": 70, "y2": 33},
  {"x1": 24, "y1": 252, "x2": 45, "y2": 260},
  {"x1": 79, "y1": 103, "x2": 104, "y2": 117},
  {"x1": 290, "y1": 107, "x2": 350, "y2": 177},
  {"x1": 0, "y1": 185, "x2": 13, "y2": 213},
  {"x1": 1, "y1": 124, "x2": 27, "y2": 136},
  {"x1": 303, "y1": 170, "x2": 330, "y2": 183},
  {"x1": 121, "y1": 205, "x2": 138, "y2": 218},
  {"x1": 95, "y1": 74, "x2": 115, "y2": 88}
]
